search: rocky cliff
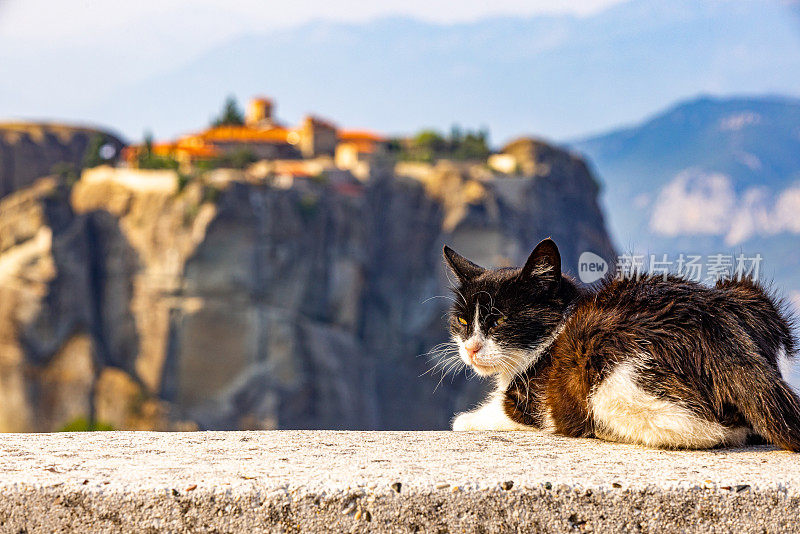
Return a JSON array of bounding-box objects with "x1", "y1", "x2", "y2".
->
[
  {"x1": 0, "y1": 144, "x2": 614, "y2": 432},
  {"x1": 0, "y1": 123, "x2": 125, "y2": 199}
]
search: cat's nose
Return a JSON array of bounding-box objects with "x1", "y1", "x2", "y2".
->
[{"x1": 465, "y1": 340, "x2": 483, "y2": 361}]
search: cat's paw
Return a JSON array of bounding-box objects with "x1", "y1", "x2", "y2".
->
[
  {"x1": 452, "y1": 405, "x2": 532, "y2": 431},
  {"x1": 452, "y1": 411, "x2": 483, "y2": 431}
]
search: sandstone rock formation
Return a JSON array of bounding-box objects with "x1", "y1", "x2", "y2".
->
[
  {"x1": 0, "y1": 142, "x2": 614, "y2": 432},
  {"x1": 0, "y1": 123, "x2": 125, "y2": 199}
]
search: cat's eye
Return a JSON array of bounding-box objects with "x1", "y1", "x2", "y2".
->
[
  {"x1": 489, "y1": 316, "x2": 507, "y2": 329},
  {"x1": 457, "y1": 316, "x2": 468, "y2": 326}
]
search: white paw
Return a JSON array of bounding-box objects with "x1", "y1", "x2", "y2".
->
[
  {"x1": 452, "y1": 406, "x2": 533, "y2": 432},
  {"x1": 452, "y1": 411, "x2": 482, "y2": 431}
]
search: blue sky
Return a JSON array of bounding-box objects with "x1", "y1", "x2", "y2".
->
[
  {"x1": 0, "y1": 0, "x2": 627, "y2": 68},
  {"x1": 1, "y1": 0, "x2": 799, "y2": 143},
  {"x1": 0, "y1": 0, "x2": 626, "y2": 36},
  {"x1": 0, "y1": 0, "x2": 626, "y2": 95}
]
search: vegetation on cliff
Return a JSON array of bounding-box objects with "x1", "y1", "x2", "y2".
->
[{"x1": 389, "y1": 126, "x2": 490, "y2": 163}]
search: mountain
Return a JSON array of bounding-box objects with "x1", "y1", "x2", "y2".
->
[
  {"x1": 572, "y1": 95, "x2": 800, "y2": 249},
  {"x1": 571, "y1": 94, "x2": 800, "y2": 388},
  {"x1": 4, "y1": 0, "x2": 800, "y2": 143}
]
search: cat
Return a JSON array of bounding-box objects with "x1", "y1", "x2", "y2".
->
[{"x1": 443, "y1": 238, "x2": 800, "y2": 450}]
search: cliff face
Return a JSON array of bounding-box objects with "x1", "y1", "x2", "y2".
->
[
  {"x1": 0, "y1": 123, "x2": 125, "y2": 199},
  {"x1": 0, "y1": 145, "x2": 614, "y2": 432}
]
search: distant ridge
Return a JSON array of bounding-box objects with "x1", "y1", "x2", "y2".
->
[
  {"x1": 572, "y1": 94, "x2": 800, "y2": 202},
  {"x1": 4, "y1": 0, "x2": 799, "y2": 143}
]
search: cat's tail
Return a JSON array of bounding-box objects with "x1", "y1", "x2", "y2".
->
[{"x1": 725, "y1": 368, "x2": 800, "y2": 452}]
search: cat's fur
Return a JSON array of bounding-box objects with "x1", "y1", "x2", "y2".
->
[{"x1": 443, "y1": 238, "x2": 800, "y2": 450}]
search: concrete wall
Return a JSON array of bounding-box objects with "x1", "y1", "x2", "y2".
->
[{"x1": 0, "y1": 431, "x2": 798, "y2": 532}]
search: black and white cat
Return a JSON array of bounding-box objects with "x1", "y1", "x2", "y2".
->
[{"x1": 443, "y1": 238, "x2": 800, "y2": 450}]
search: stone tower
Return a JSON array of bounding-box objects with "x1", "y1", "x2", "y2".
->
[{"x1": 246, "y1": 97, "x2": 274, "y2": 127}]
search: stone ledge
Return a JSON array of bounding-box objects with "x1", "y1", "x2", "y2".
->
[{"x1": 0, "y1": 431, "x2": 798, "y2": 532}]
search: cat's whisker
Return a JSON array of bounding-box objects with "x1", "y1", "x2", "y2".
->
[
  {"x1": 420, "y1": 354, "x2": 457, "y2": 376},
  {"x1": 451, "y1": 287, "x2": 469, "y2": 307},
  {"x1": 419, "y1": 364, "x2": 442, "y2": 378},
  {"x1": 433, "y1": 357, "x2": 465, "y2": 393},
  {"x1": 420, "y1": 343, "x2": 456, "y2": 356},
  {"x1": 422, "y1": 350, "x2": 459, "y2": 366},
  {"x1": 496, "y1": 355, "x2": 533, "y2": 408},
  {"x1": 427, "y1": 363, "x2": 454, "y2": 382},
  {"x1": 434, "y1": 356, "x2": 454, "y2": 372},
  {"x1": 417, "y1": 342, "x2": 458, "y2": 361},
  {"x1": 421, "y1": 345, "x2": 462, "y2": 380},
  {"x1": 425, "y1": 350, "x2": 455, "y2": 362},
  {"x1": 465, "y1": 365, "x2": 479, "y2": 380},
  {"x1": 474, "y1": 290, "x2": 498, "y2": 317},
  {"x1": 499, "y1": 359, "x2": 514, "y2": 375},
  {"x1": 421, "y1": 295, "x2": 457, "y2": 305},
  {"x1": 497, "y1": 358, "x2": 516, "y2": 381},
  {"x1": 497, "y1": 352, "x2": 533, "y2": 407}
]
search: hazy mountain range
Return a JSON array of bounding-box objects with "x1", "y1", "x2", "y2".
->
[
  {"x1": 572, "y1": 94, "x2": 800, "y2": 320},
  {"x1": 2, "y1": 0, "x2": 800, "y2": 143},
  {"x1": 574, "y1": 95, "x2": 800, "y2": 240}
]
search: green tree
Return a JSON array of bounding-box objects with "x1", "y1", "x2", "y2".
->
[
  {"x1": 142, "y1": 131, "x2": 154, "y2": 160},
  {"x1": 211, "y1": 95, "x2": 245, "y2": 127},
  {"x1": 413, "y1": 130, "x2": 446, "y2": 153},
  {"x1": 392, "y1": 126, "x2": 492, "y2": 162},
  {"x1": 136, "y1": 131, "x2": 179, "y2": 170},
  {"x1": 83, "y1": 134, "x2": 110, "y2": 168},
  {"x1": 453, "y1": 128, "x2": 490, "y2": 160},
  {"x1": 449, "y1": 124, "x2": 463, "y2": 153},
  {"x1": 408, "y1": 129, "x2": 446, "y2": 162}
]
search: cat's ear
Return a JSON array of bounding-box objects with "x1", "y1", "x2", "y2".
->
[
  {"x1": 520, "y1": 238, "x2": 561, "y2": 289},
  {"x1": 443, "y1": 246, "x2": 485, "y2": 283}
]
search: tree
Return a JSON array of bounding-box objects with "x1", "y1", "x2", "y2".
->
[
  {"x1": 143, "y1": 131, "x2": 154, "y2": 159},
  {"x1": 408, "y1": 129, "x2": 446, "y2": 162},
  {"x1": 453, "y1": 128, "x2": 490, "y2": 160},
  {"x1": 136, "y1": 131, "x2": 178, "y2": 170},
  {"x1": 83, "y1": 134, "x2": 110, "y2": 168},
  {"x1": 449, "y1": 124, "x2": 463, "y2": 153},
  {"x1": 393, "y1": 126, "x2": 492, "y2": 162},
  {"x1": 413, "y1": 130, "x2": 446, "y2": 153},
  {"x1": 211, "y1": 95, "x2": 245, "y2": 127}
]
